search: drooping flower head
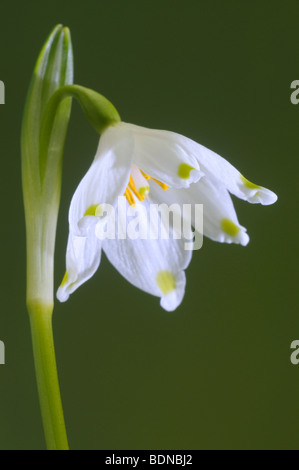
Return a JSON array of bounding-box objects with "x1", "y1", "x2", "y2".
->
[{"x1": 57, "y1": 122, "x2": 277, "y2": 311}]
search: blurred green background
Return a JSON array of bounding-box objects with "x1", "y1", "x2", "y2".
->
[{"x1": 0, "y1": 0, "x2": 298, "y2": 450}]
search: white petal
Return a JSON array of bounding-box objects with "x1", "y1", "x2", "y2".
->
[
  {"x1": 69, "y1": 123, "x2": 133, "y2": 235},
  {"x1": 149, "y1": 177, "x2": 249, "y2": 246},
  {"x1": 160, "y1": 271, "x2": 186, "y2": 311},
  {"x1": 120, "y1": 122, "x2": 203, "y2": 189},
  {"x1": 102, "y1": 199, "x2": 192, "y2": 311},
  {"x1": 176, "y1": 136, "x2": 277, "y2": 205},
  {"x1": 56, "y1": 226, "x2": 102, "y2": 302}
]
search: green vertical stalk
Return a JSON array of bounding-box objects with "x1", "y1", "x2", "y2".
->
[
  {"x1": 28, "y1": 301, "x2": 69, "y2": 450},
  {"x1": 25, "y1": 206, "x2": 69, "y2": 450}
]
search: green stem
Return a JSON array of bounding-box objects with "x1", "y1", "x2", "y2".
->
[{"x1": 28, "y1": 301, "x2": 69, "y2": 450}]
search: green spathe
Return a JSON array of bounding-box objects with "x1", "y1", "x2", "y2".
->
[{"x1": 22, "y1": 24, "x2": 73, "y2": 305}]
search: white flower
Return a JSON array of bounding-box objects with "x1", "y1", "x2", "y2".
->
[{"x1": 57, "y1": 122, "x2": 277, "y2": 311}]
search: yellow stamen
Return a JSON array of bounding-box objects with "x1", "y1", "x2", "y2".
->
[
  {"x1": 129, "y1": 176, "x2": 145, "y2": 202},
  {"x1": 152, "y1": 178, "x2": 169, "y2": 191},
  {"x1": 140, "y1": 170, "x2": 151, "y2": 180},
  {"x1": 140, "y1": 170, "x2": 169, "y2": 190},
  {"x1": 124, "y1": 187, "x2": 136, "y2": 206},
  {"x1": 124, "y1": 169, "x2": 169, "y2": 205}
]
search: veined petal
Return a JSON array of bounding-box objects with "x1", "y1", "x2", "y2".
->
[
  {"x1": 120, "y1": 122, "x2": 203, "y2": 189},
  {"x1": 102, "y1": 199, "x2": 192, "y2": 311},
  {"x1": 176, "y1": 136, "x2": 277, "y2": 205},
  {"x1": 69, "y1": 123, "x2": 133, "y2": 235},
  {"x1": 56, "y1": 226, "x2": 102, "y2": 302},
  {"x1": 238, "y1": 174, "x2": 277, "y2": 205},
  {"x1": 149, "y1": 177, "x2": 249, "y2": 246}
]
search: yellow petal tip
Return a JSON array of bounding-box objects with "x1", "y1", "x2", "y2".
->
[
  {"x1": 156, "y1": 270, "x2": 176, "y2": 295},
  {"x1": 221, "y1": 219, "x2": 240, "y2": 237},
  {"x1": 178, "y1": 163, "x2": 195, "y2": 179},
  {"x1": 240, "y1": 174, "x2": 260, "y2": 190}
]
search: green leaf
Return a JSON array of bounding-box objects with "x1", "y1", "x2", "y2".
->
[
  {"x1": 21, "y1": 24, "x2": 73, "y2": 206},
  {"x1": 21, "y1": 25, "x2": 74, "y2": 306}
]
